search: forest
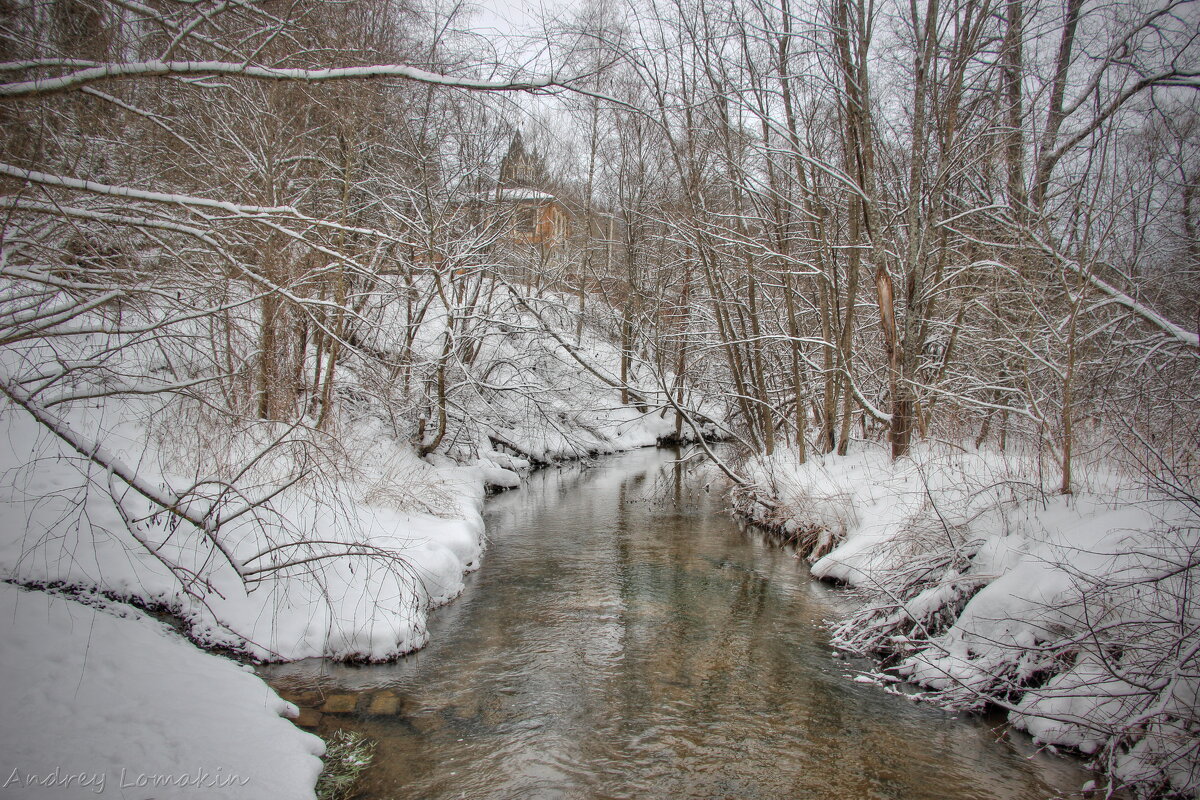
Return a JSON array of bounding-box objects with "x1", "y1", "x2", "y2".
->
[{"x1": 0, "y1": 0, "x2": 1197, "y2": 796}]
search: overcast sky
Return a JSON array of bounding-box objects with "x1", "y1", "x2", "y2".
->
[{"x1": 469, "y1": 0, "x2": 554, "y2": 38}]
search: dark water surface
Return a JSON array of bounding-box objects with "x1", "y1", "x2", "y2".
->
[{"x1": 262, "y1": 447, "x2": 1089, "y2": 799}]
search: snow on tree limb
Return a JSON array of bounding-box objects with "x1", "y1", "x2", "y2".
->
[
  {"x1": 1025, "y1": 230, "x2": 1200, "y2": 351},
  {"x1": 1081, "y1": 270, "x2": 1200, "y2": 350},
  {"x1": 0, "y1": 161, "x2": 330, "y2": 215},
  {"x1": 0, "y1": 372, "x2": 245, "y2": 579},
  {"x1": 0, "y1": 163, "x2": 422, "y2": 251},
  {"x1": 0, "y1": 60, "x2": 559, "y2": 98}
]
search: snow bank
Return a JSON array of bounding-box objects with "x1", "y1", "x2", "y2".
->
[
  {"x1": 737, "y1": 443, "x2": 1199, "y2": 799},
  {"x1": 0, "y1": 582, "x2": 323, "y2": 799},
  {"x1": 356, "y1": 282, "x2": 709, "y2": 466},
  {"x1": 0, "y1": 398, "x2": 488, "y2": 662}
]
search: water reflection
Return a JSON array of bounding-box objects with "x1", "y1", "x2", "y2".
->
[{"x1": 262, "y1": 447, "x2": 1089, "y2": 800}]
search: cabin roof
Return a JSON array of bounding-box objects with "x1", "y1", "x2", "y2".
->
[{"x1": 495, "y1": 188, "x2": 559, "y2": 203}]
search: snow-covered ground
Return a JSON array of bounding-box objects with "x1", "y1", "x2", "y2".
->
[
  {"x1": 736, "y1": 442, "x2": 1199, "y2": 799},
  {"x1": 0, "y1": 582, "x2": 324, "y2": 799}
]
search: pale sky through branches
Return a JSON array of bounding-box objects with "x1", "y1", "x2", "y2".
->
[{"x1": 470, "y1": 0, "x2": 555, "y2": 38}]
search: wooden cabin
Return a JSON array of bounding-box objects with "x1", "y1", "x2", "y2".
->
[
  {"x1": 495, "y1": 133, "x2": 569, "y2": 246},
  {"x1": 495, "y1": 188, "x2": 569, "y2": 245}
]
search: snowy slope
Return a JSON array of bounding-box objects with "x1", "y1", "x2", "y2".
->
[
  {"x1": 0, "y1": 396, "x2": 490, "y2": 662},
  {"x1": 0, "y1": 582, "x2": 324, "y2": 799}
]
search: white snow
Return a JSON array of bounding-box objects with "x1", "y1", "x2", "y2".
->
[
  {"x1": 0, "y1": 582, "x2": 324, "y2": 799},
  {"x1": 0, "y1": 397, "x2": 489, "y2": 662},
  {"x1": 494, "y1": 188, "x2": 558, "y2": 203}
]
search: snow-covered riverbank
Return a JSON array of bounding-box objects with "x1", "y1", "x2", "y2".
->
[
  {"x1": 0, "y1": 278, "x2": 692, "y2": 797},
  {"x1": 733, "y1": 443, "x2": 1199, "y2": 799},
  {"x1": 0, "y1": 583, "x2": 324, "y2": 799}
]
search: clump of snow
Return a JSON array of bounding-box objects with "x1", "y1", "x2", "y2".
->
[
  {"x1": 734, "y1": 448, "x2": 861, "y2": 558},
  {"x1": 737, "y1": 441, "x2": 1199, "y2": 799},
  {"x1": 0, "y1": 582, "x2": 324, "y2": 799}
]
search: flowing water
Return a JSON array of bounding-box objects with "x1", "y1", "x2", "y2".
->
[{"x1": 262, "y1": 447, "x2": 1090, "y2": 799}]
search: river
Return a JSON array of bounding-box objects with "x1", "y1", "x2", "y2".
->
[{"x1": 261, "y1": 447, "x2": 1091, "y2": 799}]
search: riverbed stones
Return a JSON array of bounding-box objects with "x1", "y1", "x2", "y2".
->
[
  {"x1": 480, "y1": 697, "x2": 506, "y2": 726},
  {"x1": 280, "y1": 690, "x2": 322, "y2": 707},
  {"x1": 319, "y1": 693, "x2": 358, "y2": 713},
  {"x1": 367, "y1": 692, "x2": 400, "y2": 715},
  {"x1": 294, "y1": 707, "x2": 323, "y2": 728},
  {"x1": 453, "y1": 694, "x2": 480, "y2": 720}
]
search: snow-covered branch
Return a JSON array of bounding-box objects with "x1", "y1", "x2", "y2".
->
[{"x1": 0, "y1": 60, "x2": 560, "y2": 98}]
